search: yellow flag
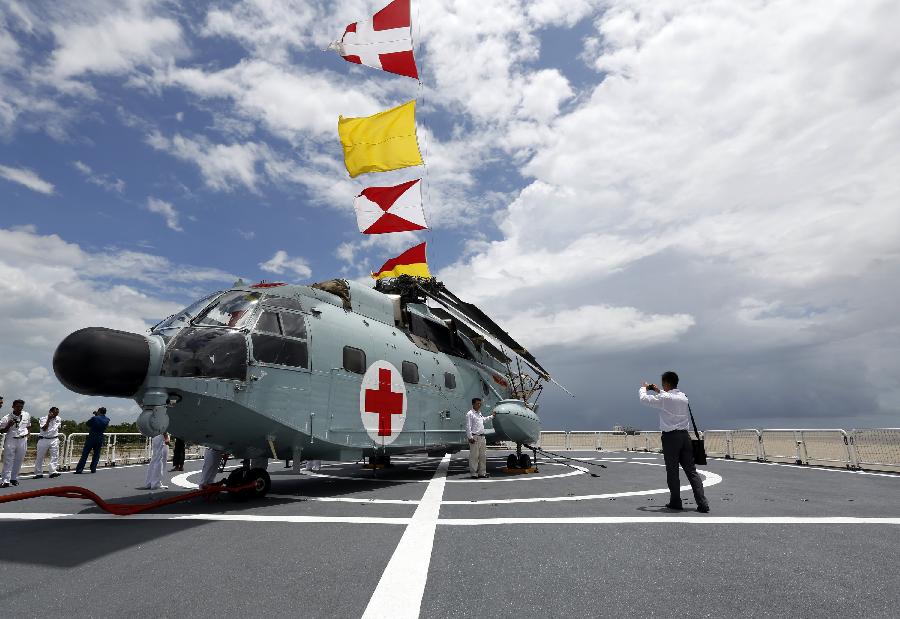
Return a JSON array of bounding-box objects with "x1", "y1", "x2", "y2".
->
[{"x1": 338, "y1": 100, "x2": 424, "y2": 178}]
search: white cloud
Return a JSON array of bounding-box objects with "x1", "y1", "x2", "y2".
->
[
  {"x1": 147, "y1": 131, "x2": 268, "y2": 192},
  {"x1": 0, "y1": 226, "x2": 233, "y2": 422},
  {"x1": 0, "y1": 164, "x2": 55, "y2": 195},
  {"x1": 48, "y1": 0, "x2": 186, "y2": 82},
  {"x1": 259, "y1": 250, "x2": 312, "y2": 281},
  {"x1": 504, "y1": 304, "x2": 695, "y2": 351},
  {"x1": 145, "y1": 197, "x2": 182, "y2": 232},
  {"x1": 71, "y1": 160, "x2": 126, "y2": 193}
]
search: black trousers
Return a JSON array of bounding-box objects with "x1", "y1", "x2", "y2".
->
[
  {"x1": 661, "y1": 430, "x2": 708, "y2": 507},
  {"x1": 172, "y1": 438, "x2": 186, "y2": 468}
]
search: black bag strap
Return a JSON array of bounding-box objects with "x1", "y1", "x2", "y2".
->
[{"x1": 688, "y1": 404, "x2": 702, "y2": 438}]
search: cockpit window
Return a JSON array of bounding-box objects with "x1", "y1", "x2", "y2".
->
[
  {"x1": 194, "y1": 291, "x2": 262, "y2": 329},
  {"x1": 152, "y1": 291, "x2": 224, "y2": 334}
]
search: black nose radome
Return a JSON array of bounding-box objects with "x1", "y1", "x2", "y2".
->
[{"x1": 53, "y1": 328, "x2": 150, "y2": 397}]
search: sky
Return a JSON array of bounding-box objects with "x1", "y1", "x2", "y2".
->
[{"x1": 1, "y1": 0, "x2": 899, "y2": 431}]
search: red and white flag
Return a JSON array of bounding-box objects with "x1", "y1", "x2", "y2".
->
[
  {"x1": 354, "y1": 179, "x2": 427, "y2": 235},
  {"x1": 328, "y1": 0, "x2": 419, "y2": 80}
]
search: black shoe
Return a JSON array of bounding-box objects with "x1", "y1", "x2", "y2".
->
[
  {"x1": 49, "y1": 473, "x2": 61, "y2": 479},
  {"x1": 697, "y1": 504, "x2": 710, "y2": 513},
  {"x1": 0, "y1": 482, "x2": 8, "y2": 488},
  {"x1": 10, "y1": 480, "x2": 18, "y2": 486},
  {"x1": 665, "y1": 502, "x2": 683, "y2": 510},
  {"x1": 33, "y1": 474, "x2": 44, "y2": 479}
]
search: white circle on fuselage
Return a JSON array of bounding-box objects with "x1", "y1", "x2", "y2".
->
[{"x1": 359, "y1": 360, "x2": 408, "y2": 445}]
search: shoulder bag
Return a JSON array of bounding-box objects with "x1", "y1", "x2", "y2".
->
[{"x1": 688, "y1": 404, "x2": 707, "y2": 465}]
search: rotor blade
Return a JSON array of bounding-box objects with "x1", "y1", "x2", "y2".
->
[{"x1": 415, "y1": 283, "x2": 549, "y2": 378}]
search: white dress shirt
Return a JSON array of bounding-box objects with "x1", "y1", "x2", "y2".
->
[
  {"x1": 639, "y1": 388, "x2": 690, "y2": 431},
  {"x1": 39, "y1": 415, "x2": 62, "y2": 439},
  {"x1": 466, "y1": 409, "x2": 491, "y2": 439},
  {"x1": 1, "y1": 412, "x2": 31, "y2": 438}
]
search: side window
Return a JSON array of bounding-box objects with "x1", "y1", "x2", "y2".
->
[
  {"x1": 444, "y1": 372, "x2": 456, "y2": 389},
  {"x1": 280, "y1": 312, "x2": 307, "y2": 339},
  {"x1": 256, "y1": 311, "x2": 281, "y2": 334},
  {"x1": 402, "y1": 361, "x2": 419, "y2": 384},
  {"x1": 252, "y1": 311, "x2": 308, "y2": 368},
  {"x1": 343, "y1": 346, "x2": 366, "y2": 374}
]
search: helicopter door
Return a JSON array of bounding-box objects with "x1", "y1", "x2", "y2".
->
[{"x1": 247, "y1": 309, "x2": 311, "y2": 428}]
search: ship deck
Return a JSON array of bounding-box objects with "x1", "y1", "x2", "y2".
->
[{"x1": 1, "y1": 451, "x2": 898, "y2": 617}]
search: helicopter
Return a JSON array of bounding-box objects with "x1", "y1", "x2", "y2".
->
[{"x1": 52, "y1": 275, "x2": 563, "y2": 498}]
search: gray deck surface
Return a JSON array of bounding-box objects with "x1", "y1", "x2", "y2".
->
[{"x1": 1, "y1": 451, "x2": 897, "y2": 618}]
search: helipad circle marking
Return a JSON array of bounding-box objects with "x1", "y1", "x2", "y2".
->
[
  {"x1": 169, "y1": 456, "x2": 723, "y2": 506},
  {"x1": 441, "y1": 469, "x2": 722, "y2": 504}
]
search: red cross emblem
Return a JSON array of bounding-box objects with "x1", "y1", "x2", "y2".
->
[
  {"x1": 365, "y1": 368, "x2": 404, "y2": 436},
  {"x1": 359, "y1": 361, "x2": 407, "y2": 443}
]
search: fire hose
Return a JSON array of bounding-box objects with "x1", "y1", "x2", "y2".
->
[{"x1": 0, "y1": 481, "x2": 256, "y2": 516}]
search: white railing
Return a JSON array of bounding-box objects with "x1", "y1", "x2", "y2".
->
[
  {"x1": 0, "y1": 433, "x2": 204, "y2": 472},
  {"x1": 531, "y1": 428, "x2": 900, "y2": 472}
]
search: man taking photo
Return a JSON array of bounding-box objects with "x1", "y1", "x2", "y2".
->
[{"x1": 639, "y1": 371, "x2": 710, "y2": 513}]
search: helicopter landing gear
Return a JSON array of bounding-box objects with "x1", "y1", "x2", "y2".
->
[
  {"x1": 505, "y1": 445, "x2": 536, "y2": 471},
  {"x1": 367, "y1": 454, "x2": 392, "y2": 468},
  {"x1": 517, "y1": 453, "x2": 532, "y2": 469},
  {"x1": 226, "y1": 464, "x2": 271, "y2": 501}
]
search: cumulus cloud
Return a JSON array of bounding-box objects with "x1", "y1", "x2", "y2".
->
[
  {"x1": 48, "y1": 0, "x2": 186, "y2": 82},
  {"x1": 506, "y1": 305, "x2": 695, "y2": 351},
  {"x1": 0, "y1": 164, "x2": 55, "y2": 195},
  {"x1": 259, "y1": 250, "x2": 313, "y2": 280},
  {"x1": 0, "y1": 226, "x2": 234, "y2": 422},
  {"x1": 145, "y1": 197, "x2": 182, "y2": 232}
]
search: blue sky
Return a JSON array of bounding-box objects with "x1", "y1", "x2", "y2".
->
[{"x1": 2, "y1": 0, "x2": 899, "y2": 429}]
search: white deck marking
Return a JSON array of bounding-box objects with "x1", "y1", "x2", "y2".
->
[
  {"x1": 361, "y1": 454, "x2": 451, "y2": 619},
  {"x1": 711, "y1": 457, "x2": 900, "y2": 478},
  {"x1": 1, "y1": 513, "x2": 898, "y2": 526},
  {"x1": 442, "y1": 470, "x2": 723, "y2": 504},
  {"x1": 440, "y1": 516, "x2": 900, "y2": 525}
]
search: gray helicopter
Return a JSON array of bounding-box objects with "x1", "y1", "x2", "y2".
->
[{"x1": 52, "y1": 276, "x2": 560, "y2": 497}]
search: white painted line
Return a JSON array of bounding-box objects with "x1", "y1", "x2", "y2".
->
[
  {"x1": 0, "y1": 512, "x2": 70, "y2": 520},
  {"x1": 0, "y1": 512, "x2": 412, "y2": 524},
  {"x1": 441, "y1": 470, "x2": 722, "y2": 505},
  {"x1": 711, "y1": 458, "x2": 900, "y2": 478},
  {"x1": 361, "y1": 454, "x2": 451, "y2": 619},
  {"x1": 2, "y1": 513, "x2": 897, "y2": 526},
  {"x1": 439, "y1": 516, "x2": 900, "y2": 525}
]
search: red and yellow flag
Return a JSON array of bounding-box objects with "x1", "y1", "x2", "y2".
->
[{"x1": 372, "y1": 242, "x2": 430, "y2": 280}]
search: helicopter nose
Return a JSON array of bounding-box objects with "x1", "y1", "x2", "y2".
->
[{"x1": 53, "y1": 327, "x2": 150, "y2": 397}]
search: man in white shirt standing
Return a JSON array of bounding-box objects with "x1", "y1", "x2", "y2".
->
[
  {"x1": 34, "y1": 407, "x2": 63, "y2": 479},
  {"x1": 466, "y1": 397, "x2": 494, "y2": 479},
  {"x1": 1, "y1": 399, "x2": 31, "y2": 488},
  {"x1": 639, "y1": 371, "x2": 709, "y2": 513}
]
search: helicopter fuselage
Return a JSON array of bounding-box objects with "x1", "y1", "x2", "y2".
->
[{"x1": 53, "y1": 280, "x2": 542, "y2": 462}]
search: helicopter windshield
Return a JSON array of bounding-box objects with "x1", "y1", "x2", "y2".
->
[
  {"x1": 193, "y1": 291, "x2": 262, "y2": 329},
  {"x1": 152, "y1": 291, "x2": 224, "y2": 334}
]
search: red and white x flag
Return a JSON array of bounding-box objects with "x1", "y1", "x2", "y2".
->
[
  {"x1": 354, "y1": 179, "x2": 427, "y2": 234},
  {"x1": 328, "y1": 0, "x2": 419, "y2": 80}
]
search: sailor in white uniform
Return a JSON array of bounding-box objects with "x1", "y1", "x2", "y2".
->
[
  {"x1": 1, "y1": 399, "x2": 31, "y2": 487},
  {"x1": 34, "y1": 407, "x2": 63, "y2": 479},
  {"x1": 140, "y1": 433, "x2": 169, "y2": 490},
  {"x1": 198, "y1": 448, "x2": 226, "y2": 489}
]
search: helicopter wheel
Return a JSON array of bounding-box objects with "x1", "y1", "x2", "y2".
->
[
  {"x1": 243, "y1": 469, "x2": 271, "y2": 500},
  {"x1": 517, "y1": 453, "x2": 532, "y2": 470},
  {"x1": 507, "y1": 454, "x2": 519, "y2": 469}
]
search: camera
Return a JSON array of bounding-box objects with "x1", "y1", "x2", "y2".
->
[{"x1": 646, "y1": 383, "x2": 660, "y2": 392}]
